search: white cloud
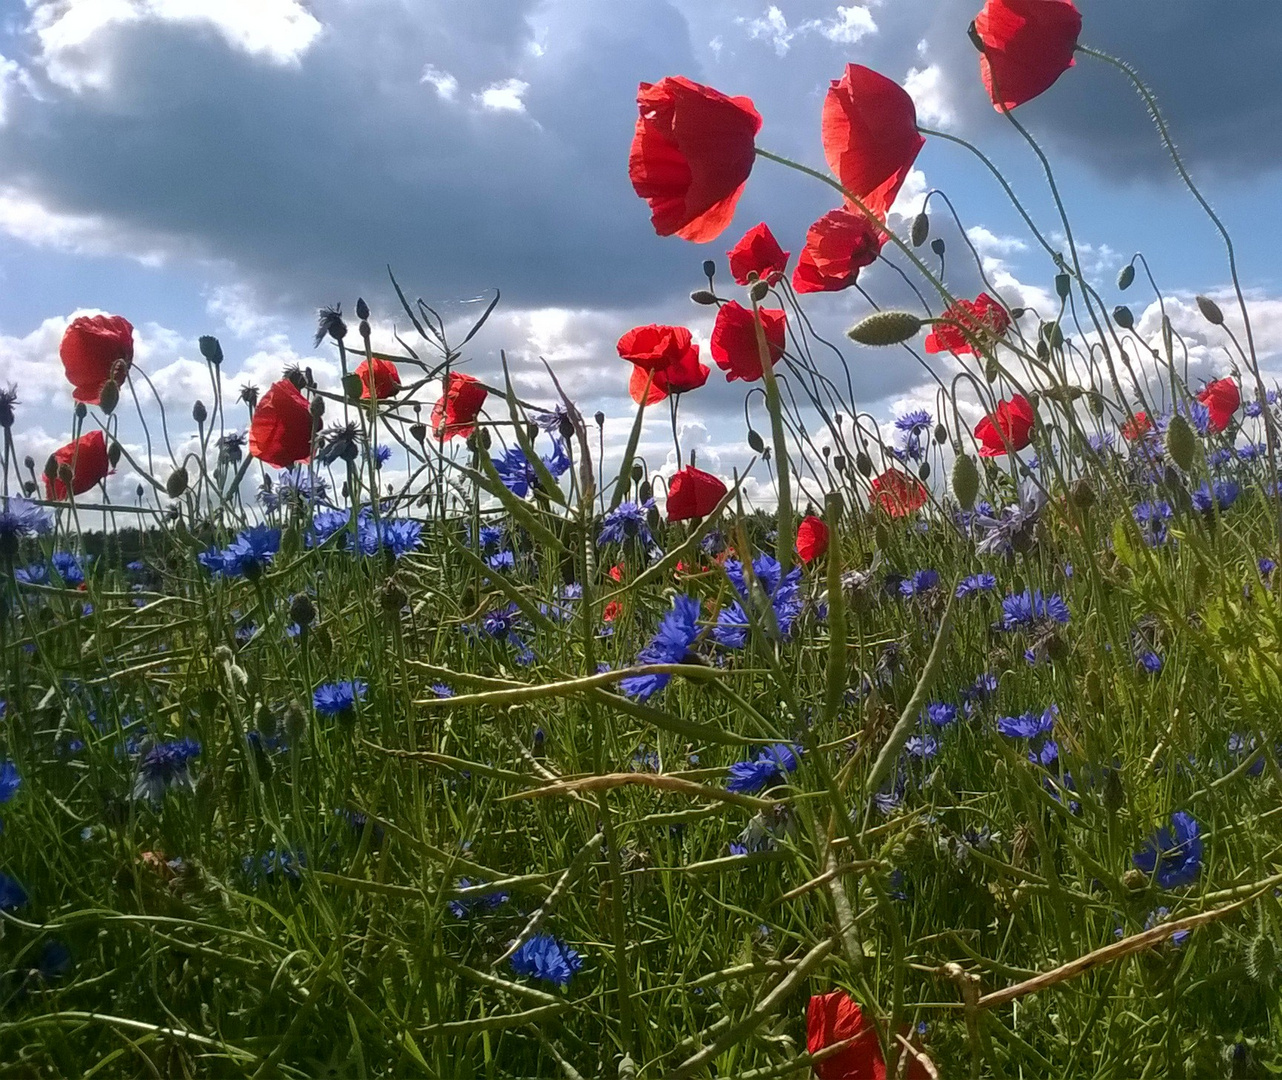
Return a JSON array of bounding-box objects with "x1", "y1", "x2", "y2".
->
[
  {"x1": 740, "y1": 5, "x2": 792, "y2": 56},
  {"x1": 0, "y1": 55, "x2": 21, "y2": 126},
  {"x1": 420, "y1": 63, "x2": 458, "y2": 101},
  {"x1": 0, "y1": 187, "x2": 179, "y2": 265},
  {"x1": 816, "y1": 5, "x2": 878, "y2": 45},
  {"x1": 737, "y1": 4, "x2": 876, "y2": 56},
  {"x1": 205, "y1": 283, "x2": 286, "y2": 341},
  {"x1": 966, "y1": 226, "x2": 1028, "y2": 258},
  {"x1": 888, "y1": 167, "x2": 928, "y2": 220},
  {"x1": 903, "y1": 64, "x2": 954, "y2": 129},
  {"x1": 474, "y1": 78, "x2": 529, "y2": 113}
]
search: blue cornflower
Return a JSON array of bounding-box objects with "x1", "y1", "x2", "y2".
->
[
  {"x1": 487, "y1": 550, "x2": 515, "y2": 571},
  {"x1": 1143, "y1": 907, "x2": 1190, "y2": 947},
  {"x1": 448, "y1": 878, "x2": 511, "y2": 919},
  {"x1": 899, "y1": 569, "x2": 939, "y2": 597},
  {"x1": 493, "y1": 447, "x2": 537, "y2": 496},
  {"x1": 955, "y1": 573, "x2": 997, "y2": 598},
  {"x1": 532, "y1": 405, "x2": 569, "y2": 433},
  {"x1": 0, "y1": 872, "x2": 28, "y2": 911},
  {"x1": 509, "y1": 933, "x2": 583, "y2": 988},
  {"x1": 894, "y1": 408, "x2": 932, "y2": 434},
  {"x1": 372, "y1": 444, "x2": 393, "y2": 467},
  {"x1": 133, "y1": 738, "x2": 201, "y2": 801},
  {"x1": 1133, "y1": 500, "x2": 1174, "y2": 546},
  {"x1": 904, "y1": 735, "x2": 938, "y2": 760},
  {"x1": 0, "y1": 760, "x2": 19, "y2": 802},
  {"x1": 543, "y1": 439, "x2": 571, "y2": 478},
  {"x1": 598, "y1": 500, "x2": 655, "y2": 547},
  {"x1": 378, "y1": 518, "x2": 423, "y2": 559},
  {"x1": 14, "y1": 563, "x2": 47, "y2": 586},
  {"x1": 1228, "y1": 734, "x2": 1266, "y2": 777},
  {"x1": 432, "y1": 683, "x2": 454, "y2": 698},
  {"x1": 893, "y1": 409, "x2": 932, "y2": 462},
  {"x1": 726, "y1": 744, "x2": 800, "y2": 794},
  {"x1": 309, "y1": 509, "x2": 351, "y2": 547},
  {"x1": 997, "y1": 707, "x2": 1056, "y2": 740},
  {"x1": 221, "y1": 526, "x2": 281, "y2": 578},
  {"x1": 620, "y1": 595, "x2": 702, "y2": 701},
  {"x1": 313, "y1": 680, "x2": 368, "y2": 717},
  {"x1": 925, "y1": 702, "x2": 958, "y2": 728},
  {"x1": 1137, "y1": 649, "x2": 1163, "y2": 674},
  {"x1": 275, "y1": 467, "x2": 328, "y2": 506},
  {"x1": 1001, "y1": 589, "x2": 1070, "y2": 630},
  {"x1": 1028, "y1": 740, "x2": 1059, "y2": 768},
  {"x1": 1191, "y1": 479, "x2": 1239, "y2": 514},
  {"x1": 243, "y1": 848, "x2": 306, "y2": 887},
  {"x1": 1237, "y1": 442, "x2": 1265, "y2": 463},
  {"x1": 1133, "y1": 811, "x2": 1202, "y2": 889},
  {"x1": 217, "y1": 431, "x2": 245, "y2": 465},
  {"x1": 1259, "y1": 558, "x2": 1276, "y2": 582},
  {"x1": 478, "y1": 525, "x2": 504, "y2": 551},
  {"x1": 1087, "y1": 432, "x2": 1114, "y2": 455},
  {"x1": 0, "y1": 497, "x2": 52, "y2": 543},
  {"x1": 714, "y1": 555, "x2": 803, "y2": 649},
  {"x1": 35, "y1": 940, "x2": 73, "y2": 982}
]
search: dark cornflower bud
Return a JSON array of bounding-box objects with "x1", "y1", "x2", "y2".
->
[
  {"x1": 199, "y1": 335, "x2": 224, "y2": 365},
  {"x1": 314, "y1": 304, "x2": 347, "y2": 347},
  {"x1": 380, "y1": 580, "x2": 408, "y2": 614},
  {"x1": 342, "y1": 373, "x2": 363, "y2": 401},
  {"x1": 239, "y1": 384, "x2": 259, "y2": 411},
  {"x1": 44, "y1": 455, "x2": 59, "y2": 482},
  {"x1": 284, "y1": 702, "x2": 308, "y2": 742},
  {"x1": 690, "y1": 289, "x2": 717, "y2": 305},
  {"x1": 285, "y1": 365, "x2": 308, "y2": 391},
  {"x1": 702, "y1": 259, "x2": 716, "y2": 280},
  {"x1": 910, "y1": 211, "x2": 929, "y2": 247},
  {"x1": 0, "y1": 385, "x2": 17, "y2": 429},
  {"x1": 355, "y1": 298, "x2": 370, "y2": 321},
  {"x1": 166, "y1": 467, "x2": 188, "y2": 498},
  {"x1": 310, "y1": 396, "x2": 325, "y2": 422},
  {"x1": 558, "y1": 415, "x2": 575, "y2": 441},
  {"x1": 192, "y1": 400, "x2": 207, "y2": 425},
  {"x1": 631, "y1": 463, "x2": 644, "y2": 483},
  {"x1": 289, "y1": 593, "x2": 316, "y2": 629},
  {"x1": 23, "y1": 455, "x2": 34, "y2": 471}
]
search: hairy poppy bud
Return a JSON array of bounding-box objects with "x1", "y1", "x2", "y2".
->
[
  {"x1": 44, "y1": 455, "x2": 59, "y2": 482},
  {"x1": 1247, "y1": 934, "x2": 1277, "y2": 985},
  {"x1": 1165, "y1": 414, "x2": 1196, "y2": 471},
  {"x1": 746, "y1": 428, "x2": 765, "y2": 454},
  {"x1": 1041, "y1": 322, "x2": 1064, "y2": 350},
  {"x1": 984, "y1": 356, "x2": 999, "y2": 382},
  {"x1": 930, "y1": 237, "x2": 945, "y2": 256},
  {"x1": 199, "y1": 335, "x2": 223, "y2": 365},
  {"x1": 1195, "y1": 295, "x2": 1224, "y2": 326},
  {"x1": 74, "y1": 402, "x2": 87, "y2": 421},
  {"x1": 952, "y1": 453, "x2": 979, "y2": 510},
  {"x1": 847, "y1": 311, "x2": 922, "y2": 347},
  {"x1": 192, "y1": 400, "x2": 207, "y2": 425},
  {"x1": 380, "y1": 579, "x2": 408, "y2": 614},
  {"x1": 166, "y1": 466, "x2": 188, "y2": 498},
  {"x1": 690, "y1": 289, "x2": 717, "y2": 305},
  {"x1": 748, "y1": 280, "x2": 769, "y2": 303},
  {"x1": 1071, "y1": 478, "x2": 1095, "y2": 511},
  {"x1": 910, "y1": 211, "x2": 929, "y2": 247},
  {"x1": 108, "y1": 440, "x2": 122, "y2": 468},
  {"x1": 1009, "y1": 307, "x2": 1026, "y2": 320},
  {"x1": 1118, "y1": 264, "x2": 1135, "y2": 291},
  {"x1": 283, "y1": 701, "x2": 308, "y2": 743},
  {"x1": 702, "y1": 259, "x2": 716, "y2": 280},
  {"x1": 355, "y1": 297, "x2": 370, "y2": 321},
  {"x1": 1054, "y1": 272, "x2": 1071, "y2": 299},
  {"x1": 855, "y1": 451, "x2": 872, "y2": 477},
  {"x1": 638, "y1": 479, "x2": 652, "y2": 503},
  {"x1": 594, "y1": 411, "x2": 605, "y2": 427},
  {"x1": 289, "y1": 593, "x2": 315, "y2": 629},
  {"x1": 57, "y1": 463, "x2": 74, "y2": 487},
  {"x1": 342, "y1": 373, "x2": 363, "y2": 401},
  {"x1": 309, "y1": 396, "x2": 325, "y2": 423},
  {"x1": 98, "y1": 379, "x2": 120, "y2": 416},
  {"x1": 409, "y1": 422, "x2": 426, "y2": 444},
  {"x1": 934, "y1": 423, "x2": 947, "y2": 445},
  {"x1": 558, "y1": 416, "x2": 575, "y2": 442}
]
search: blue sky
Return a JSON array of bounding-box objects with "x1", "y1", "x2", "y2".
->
[{"x1": 1, "y1": 0, "x2": 1280, "y2": 505}]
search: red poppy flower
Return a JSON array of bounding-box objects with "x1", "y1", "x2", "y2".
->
[
  {"x1": 355, "y1": 357, "x2": 400, "y2": 400},
  {"x1": 796, "y1": 515, "x2": 830, "y2": 564},
  {"x1": 727, "y1": 222, "x2": 790, "y2": 285},
  {"x1": 792, "y1": 208, "x2": 886, "y2": 294},
  {"x1": 60, "y1": 314, "x2": 134, "y2": 405},
  {"x1": 44, "y1": 429, "x2": 110, "y2": 500},
  {"x1": 1196, "y1": 377, "x2": 1240, "y2": 434},
  {"x1": 667, "y1": 466, "x2": 727, "y2": 521},
  {"x1": 975, "y1": 0, "x2": 1083, "y2": 112},
  {"x1": 431, "y1": 372, "x2": 489, "y2": 441},
  {"x1": 871, "y1": 468, "x2": 928, "y2": 517},
  {"x1": 629, "y1": 348, "x2": 710, "y2": 405},
  {"x1": 618, "y1": 325, "x2": 696, "y2": 372},
  {"x1": 975, "y1": 394, "x2": 1035, "y2": 457},
  {"x1": 924, "y1": 293, "x2": 1011, "y2": 356},
  {"x1": 249, "y1": 379, "x2": 313, "y2": 468},
  {"x1": 1120, "y1": 411, "x2": 1151, "y2": 441},
  {"x1": 609, "y1": 563, "x2": 625, "y2": 583},
  {"x1": 603, "y1": 600, "x2": 623, "y2": 622},
  {"x1": 630, "y1": 76, "x2": 762, "y2": 243},
  {"x1": 710, "y1": 301, "x2": 787, "y2": 383},
  {"x1": 822, "y1": 65, "x2": 925, "y2": 220},
  {"x1": 807, "y1": 992, "x2": 886, "y2": 1080}
]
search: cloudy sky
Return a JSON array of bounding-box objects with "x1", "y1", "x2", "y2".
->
[{"x1": 2, "y1": 0, "x2": 1281, "y2": 507}]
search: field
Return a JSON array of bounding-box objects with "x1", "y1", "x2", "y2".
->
[{"x1": 3, "y1": 2, "x2": 1282, "y2": 1077}]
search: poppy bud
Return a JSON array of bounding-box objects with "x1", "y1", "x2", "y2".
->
[
  {"x1": 952, "y1": 453, "x2": 979, "y2": 510},
  {"x1": 631, "y1": 463, "x2": 644, "y2": 483},
  {"x1": 1122, "y1": 868, "x2": 1147, "y2": 891},
  {"x1": 110, "y1": 358, "x2": 130, "y2": 385},
  {"x1": 747, "y1": 429, "x2": 765, "y2": 454},
  {"x1": 98, "y1": 379, "x2": 120, "y2": 416},
  {"x1": 1045, "y1": 633, "x2": 1068, "y2": 664},
  {"x1": 558, "y1": 416, "x2": 575, "y2": 442},
  {"x1": 410, "y1": 422, "x2": 426, "y2": 444},
  {"x1": 910, "y1": 211, "x2": 929, "y2": 247},
  {"x1": 23, "y1": 455, "x2": 34, "y2": 471},
  {"x1": 855, "y1": 451, "x2": 872, "y2": 477},
  {"x1": 930, "y1": 238, "x2": 945, "y2": 256},
  {"x1": 984, "y1": 356, "x2": 999, "y2": 382},
  {"x1": 833, "y1": 455, "x2": 846, "y2": 473},
  {"x1": 917, "y1": 461, "x2": 930, "y2": 480},
  {"x1": 594, "y1": 411, "x2": 605, "y2": 427},
  {"x1": 135, "y1": 483, "x2": 144, "y2": 499},
  {"x1": 1247, "y1": 934, "x2": 1277, "y2": 985},
  {"x1": 1118, "y1": 264, "x2": 1135, "y2": 291},
  {"x1": 1035, "y1": 340, "x2": 1049, "y2": 361},
  {"x1": 1102, "y1": 767, "x2": 1124, "y2": 814},
  {"x1": 1071, "y1": 478, "x2": 1095, "y2": 511},
  {"x1": 846, "y1": 311, "x2": 922, "y2": 347},
  {"x1": 1055, "y1": 272, "x2": 1071, "y2": 299},
  {"x1": 934, "y1": 422, "x2": 947, "y2": 445},
  {"x1": 166, "y1": 467, "x2": 188, "y2": 498},
  {"x1": 75, "y1": 402, "x2": 87, "y2": 421},
  {"x1": 1165, "y1": 414, "x2": 1196, "y2": 471},
  {"x1": 57, "y1": 463, "x2": 74, "y2": 488},
  {"x1": 192, "y1": 400, "x2": 207, "y2": 425},
  {"x1": 1041, "y1": 322, "x2": 1064, "y2": 350},
  {"x1": 1026, "y1": 391, "x2": 1040, "y2": 412},
  {"x1": 1087, "y1": 393, "x2": 1104, "y2": 418},
  {"x1": 289, "y1": 593, "x2": 315, "y2": 629},
  {"x1": 690, "y1": 289, "x2": 717, "y2": 305},
  {"x1": 1195, "y1": 295, "x2": 1224, "y2": 326},
  {"x1": 44, "y1": 455, "x2": 59, "y2": 482},
  {"x1": 638, "y1": 479, "x2": 652, "y2": 503},
  {"x1": 284, "y1": 701, "x2": 309, "y2": 743},
  {"x1": 702, "y1": 259, "x2": 716, "y2": 280},
  {"x1": 874, "y1": 519, "x2": 890, "y2": 551},
  {"x1": 1010, "y1": 307, "x2": 1026, "y2": 320},
  {"x1": 342, "y1": 373, "x2": 363, "y2": 401},
  {"x1": 355, "y1": 297, "x2": 370, "y2": 321},
  {"x1": 748, "y1": 280, "x2": 769, "y2": 303},
  {"x1": 380, "y1": 579, "x2": 408, "y2": 614},
  {"x1": 199, "y1": 335, "x2": 224, "y2": 365},
  {"x1": 21, "y1": 481, "x2": 34, "y2": 497}
]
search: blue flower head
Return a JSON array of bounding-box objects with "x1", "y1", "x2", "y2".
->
[
  {"x1": 313, "y1": 680, "x2": 368, "y2": 717},
  {"x1": 726, "y1": 744, "x2": 800, "y2": 794},
  {"x1": 221, "y1": 526, "x2": 281, "y2": 578},
  {"x1": 0, "y1": 760, "x2": 20, "y2": 803},
  {"x1": 1133, "y1": 811, "x2": 1202, "y2": 889},
  {"x1": 1191, "y1": 480, "x2": 1239, "y2": 514},
  {"x1": 0, "y1": 872, "x2": 28, "y2": 911},
  {"x1": 955, "y1": 573, "x2": 997, "y2": 598},
  {"x1": 925, "y1": 702, "x2": 958, "y2": 728},
  {"x1": 448, "y1": 878, "x2": 511, "y2": 919},
  {"x1": 509, "y1": 933, "x2": 583, "y2": 988},
  {"x1": 997, "y1": 707, "x2": 1056, "y2": 740},
  {"x1": 620, "y1": 595, "x2": 702, "y2": 701},
  {"x1": 713, "y1": 555, "x2": 803, "y2": 650},
  {"x1": 899, "y1": 569, "x2": 939, "y2": 597},
  {"x1": 133, "y1": 738, "x2": 201, "y2": 801},
  {"x1": 493, "y1": 447, "x2": 537, "y2": 497},
  {"x1": 598, "y1": 500, "x2": 655, "y2": 547},
  {"x1": 1001, "y1": 589, "x2": 1070, "y2": 630},
  {"x1": 0, "y1": 497, "x2": 52, "y2": 544},
  {"x1": 51, "y1": 552, "x2": 85, "y2": 586}
]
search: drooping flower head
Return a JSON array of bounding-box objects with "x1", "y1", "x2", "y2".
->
[
  {"x1": 925, "y1": 293, "x2": 1011, "y2": 356},
  {"x1": 431, "y1": 371, "x2": 488, "y2": 441},
  {"x1": 974, "y1": 0, "x2": 1083, "y2": 112},
  {"x1": 60, "y1": 314, "x2": 134, "y2": 405},
  {"x1": 249, "y1": 379, "x2": 313, "y2": 468},
  {"x1": 791, "y1": 207, "x2": 885, "y2": 294},
  {"x1": 727, "y1": 222, "x2": 790, "y2": 285},
  {"x1": 667, "y1": 466, "x2": 727, "y2": 522},
  {"x1": 44, "y1": 430, "x2": 110, "y2": 500},
  {"x1": 354, "y1": 357, "x2": 400, "y2": 400},
  {"x1": 710, "y1": 301, "x2": 787, "y2": 383},
  {"x1": 974, "y1": 394, "x2": 1035, "y2": 457}
]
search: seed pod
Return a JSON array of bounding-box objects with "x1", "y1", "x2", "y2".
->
[
  {"x1": 108, "y1": 440, "x2": 123, "y2": 467},
  {"x1": 1055, "y1": 272, "x2": 1071, "y2": 299},
  {"x1": 952, "y1": 453, "x2": 979, "y2": 510},
  {"x1": 199, "y1": 335, "x2": 224, "y2": 365},
  {"x1": 690, "y1": 289, "x2": 717, "y2": 305},
  {"x1": 1118, "y1": 263, "x2": 1135, "y2": 291},
  {"x1": 342, "y1": 373, "x2": 363, "y2": 401},
  {"x1": 166, "y1": 467, "x2": 189, "y2": 498},
  {"x1": 855, "y1": 451, "x2": 872, "y2": 477},
  {"x1": 934, "y1": 423, "x2": 947, "y2": 445},
  {"x1": 631, "y1": 463, "x2": 644, "y2": 483},
  {"x1": 846, "y1": 311, "x2": 922, "y2": 347},
  {"x1": 930, "y1": 238, "x2": 945, "y2": 256},
  {"x1": 833, "y1": 455, "x2": 846, "y2": 473},
  {"x1": 74, "y1": 402, "x2": 87, "y2": 421},
  {"x1": 1165, "y1": 413, "x2": 1196, "y2": 471},
  {"x1": 594, "y1": 410, "x2": 605, "y2": 427},
  {"x1": 1009, "y1": 307, "x2": 1026, "y2": 320},
  {"x1": 746, "y1": 429, "x2": 765, "y2": 454},
  {"x1": 409, "y1": 422, "x2": 426, "y2": 444},
  {"x1": 289, "y1": 593, "x2": 315, "y2": 629},
  {"x1": 984, "y1": 356, "x2": 1000, "y2": 382},
  {"x1": 638, "y1": 480, "x2": 652, "y2": 503},
  {"x1": 192, "y1": 400, "x2": 207, "y2": 425},
  {"x1": 910, "y1": 211, "x2": 929, "y2": 247},
  {"x1": 702, "y1": 259, "x2": 716, "y2": 280},
  {"x1": 1195, "y1": 294, "x2": 1224, "y2": 326},
  {"x1": 748, "y1": 280, "x2": 769, "y2": 303},
  {"x1": 98, "y1": 379, "x2": 120, "y2": 416}
]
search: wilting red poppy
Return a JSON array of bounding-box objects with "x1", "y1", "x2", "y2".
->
[
  {"x1": 431, "y1": 372, "x2": 489, "y2": 441},
  {"x1": 1120, "y1": 410, "x2": 1151, "y2": 442},
  {"x1": 667, "y1": 466, "x2": 727, "y2": 521},
  {"x1": 710, "y1": 301, "x2": 787, "y2": 383},
  {"x1": 796, "y1": 515, "x2": 830, "y2": 564},
  {"x1": 822, "y1": 65, "x2": 925, "y2": 220},
  {"x1": 629, "y1": 76, "x2": 762, "y2": 243},
  {"x1": 792, "y1": 208, "x2": 886, "y2": 294},
  {"x1": 249, "y1": 379, "x2": 313, "y2": 468},
  {"x1": 975, "y1": 394, "x2": 1035, "y2": 457},
  {"x1": 355, "y1": 357, "x2": 400, "y2": 400},
  {"x1": 925, "y1": 292, "x2": 1011, "y2": 356},
  {"x1": 727, "y1": 222, "x2": 790, "y2": 285},
  {"x1": 871, "y1": 468, "x2": 928, "y2": 517},
  {"x1": 807, "y1": 991, "x2": 930, "y2": 1080},
  {"x1": 1196, "y1": 377, "x2": 1240, "y2": 434},
  {"x1": 975, "y1": 0, "x2": 1083, "y2": 112},
  {"x1": 44, "y1": 429, "x2": 110, "y2": 500},
  {"x1": 629, "y1": 348, "x2": 710, "y2": 405},
  {"x1": 60, "y1": 314, "x2": 134, "y2": 405}
]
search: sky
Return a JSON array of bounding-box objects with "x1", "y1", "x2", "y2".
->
[{"x1": 2, "y1": 0, "x2": 1281, "y2": 509}]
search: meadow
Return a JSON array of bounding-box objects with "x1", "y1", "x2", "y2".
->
[{"x1": 2, "y1": 1, "x2": 1282, "y2": 1076}]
